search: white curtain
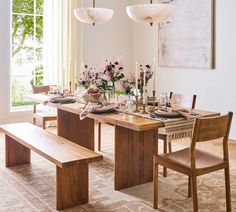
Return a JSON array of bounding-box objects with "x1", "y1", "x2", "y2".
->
[{"x1": 43, "y1": 0, "x2": 83, "y2": 89}]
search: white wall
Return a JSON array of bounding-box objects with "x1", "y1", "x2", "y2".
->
[
  {"x1": 132, "y1": 0, "x2": 236, "y2": 139},
  {"x1": 82, "y1": 0, "x2": 133, "y2": 74}
]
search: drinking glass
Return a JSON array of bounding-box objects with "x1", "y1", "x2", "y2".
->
[
  {"x1": 159, "y1": 93, "x2": 168, "y2": 108},
  {"x1": 118, "y1": 95, "x2": 128, "y2": 114}
]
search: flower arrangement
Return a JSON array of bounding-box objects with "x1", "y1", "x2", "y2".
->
[
  {"x1": 78, "y1": 65, "x2": 94, "y2": 89},
  {"x1": 103, "y1": 60, "x2": 125, "y2": 91},
  {"x1": 120, "y1": 78, "x2": 134, "y2": 95},
  {"x1": 77, "y1": 59, "x2": 153, "y2": 103}
]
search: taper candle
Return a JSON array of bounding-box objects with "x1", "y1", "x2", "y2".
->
[
  {"x1": 153, "y1": 58, "x2": 156, "y2": 91},
  {"x1": 135, "y1": 61, "x2": 138, "y2": 96},
  {"x1": 143, "y1": 69, "x2": 146, "y2": 104}
]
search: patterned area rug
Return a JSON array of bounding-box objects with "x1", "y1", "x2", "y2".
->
[{"x1": 0, "y1": 126, "x2": 236, "y2": 212}]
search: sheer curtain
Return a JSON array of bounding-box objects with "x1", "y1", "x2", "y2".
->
[{"x1": 43, "y1": 0, "x2": 83, "y2": 89}]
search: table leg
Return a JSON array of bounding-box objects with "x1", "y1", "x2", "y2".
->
[
  {"x1": 114, "y1": 126, "x2": 157, "y2": 190},
  {"x1": 57, "y1": 109, "x2": 95, "y2": 150},
  {"x1": 5, "y1": 135, "x2": 30, "y2": 167},
  {"x1": 56, "y1": 162, "x2": 88, "y2": 210}
]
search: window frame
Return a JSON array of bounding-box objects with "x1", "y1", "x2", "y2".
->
[{"x1": 10, "y1": 0, "x2": 44, "y2": 112}]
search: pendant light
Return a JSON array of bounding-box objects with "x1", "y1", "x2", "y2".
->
[
  {"x1": 126, "y1": 0, "x2": 173, "y2": 26},
  {"x1": 74, "y1": 0, "x2": 114, "y2": 26}
]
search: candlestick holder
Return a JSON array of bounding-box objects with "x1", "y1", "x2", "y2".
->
[
  {"x1": 141, "y1": 103, "x2": 148, "y2": 114},
  {"x1": 69, "y1": 81, "x2": 72, "y2": 93},
  {"x1": 152, "y1": 90, "x2": 156, "y2": 107},
  {"x1": 133, "y1": 95, "x2": 140, "y2": 113},
  {"x1": 75, "y1": 83, "x2": 78, "y2": 92}
]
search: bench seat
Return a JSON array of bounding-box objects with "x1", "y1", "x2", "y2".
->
[{"x1": 0, "y1": 122, "x2": 103, "y2": 210}]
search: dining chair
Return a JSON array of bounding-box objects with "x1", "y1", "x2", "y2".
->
[
  {"x1": 153, "y1": 112, "x2": 233, "y2": 212},
  {"x1": 158, "y1": 92, "x2": 197, "y2": 177},
  {"x1": 32, "y1": 85, "x2": 57, "y2": 129}
]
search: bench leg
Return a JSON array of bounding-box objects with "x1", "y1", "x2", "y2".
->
[
  {"x1": 5, "y1": 135, "x2": 30, "y2": 167},
  {"x1": 56, "y1": 162, "x2": 89, "y2": 210}
]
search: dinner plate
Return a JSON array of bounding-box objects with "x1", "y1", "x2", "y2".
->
[
  {"x1": 154, "y1": 109, "x2": 183, "y2": 118},
  {"x1": 91, "y1": 106, "x2": 116, "y2": 114},
  {"x1": 50, "y1": 97, "x2": 76, "y2": 104}
]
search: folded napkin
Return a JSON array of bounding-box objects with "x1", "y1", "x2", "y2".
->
[
  {"x1": 166, "y1": 107, "x2": 191, "y2": 119},
  {"x1": 80, "y1": 103, "x2": 95, "y2": 120}
]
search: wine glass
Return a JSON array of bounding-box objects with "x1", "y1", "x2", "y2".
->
[
  {"x1": 159, "y1": 93, "x2": 168, "y2": 109},
  {"x1": 117, "y1": 95, "x2": 128, "y2": 115}
]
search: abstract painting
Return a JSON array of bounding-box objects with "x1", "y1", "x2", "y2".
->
[{"x1": 158, "y1": 0, "x2": 215, "y2": 68}]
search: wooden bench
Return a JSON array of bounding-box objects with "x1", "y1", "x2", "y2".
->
[{"x1": 0, "y1": 122, "x2": 103, "y2": 210}]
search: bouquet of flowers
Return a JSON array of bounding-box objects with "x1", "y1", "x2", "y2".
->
[
  {"x1": 103, "y1": 60, "x2": 125, "y2": 90},
  {"x1": 78, "y1": 65, "x2": 94, "y2": 89},
  {"x1": 120, "y1": 78, "x2": 134, "y2": 95}
]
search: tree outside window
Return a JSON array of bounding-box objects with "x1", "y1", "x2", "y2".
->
[{"x1": 11, "y1": 0, "x2": 44, "y2": 107}]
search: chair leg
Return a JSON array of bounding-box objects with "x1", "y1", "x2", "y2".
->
[
  {"x1": 224, "y1": 167, "x2": 231, "y2": 212},
  {"x1": 168, "y1": 142, "x2": 172, "y2": 153},
  {"x1": 188, "y1": 175, "x2": 192, "y2": 198},
  {"x1": 153, "y1": 156, "x2": 159, "y2": 209},
  {"x1": 98, "y1": 122, "x2": 101, "y2": 151},
  {"x1": 42, "y1": 120, "x2": 46, "y2": 129},
  {"x1": 163, "y1": 140, "x2": 167, "y2": 177},
  {"x1": 191, "y1": 175, "x2": 198, "y2": 212},
  {"x1": 33, "y1": 117, "x2": 36, "y2": 125}
]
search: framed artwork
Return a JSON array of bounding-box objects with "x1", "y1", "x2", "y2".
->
[{"x1": 158, "y1": 0, "x2": 215, "y2": 69}]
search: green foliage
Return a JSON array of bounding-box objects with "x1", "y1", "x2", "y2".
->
[
  {"x1": 12, "y1": 80, "x2": 32, "y2": 106},
  {"x1": 30, "y1": 65, "x2": 44, "y2": 86},
  {"x1": 12, "y1": 0, "x2": 44, "y2": 57},
  {"x1": 11, "y1": 0, "x2": 44, "y2": 107}
]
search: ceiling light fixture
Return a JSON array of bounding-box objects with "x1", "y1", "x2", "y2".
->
[
  {"x1": 74, "y1": 0, "x2": 114, "y2": 26},
  {"x1": 126, "y1": 0, "x2": 173, "y2": 26}
]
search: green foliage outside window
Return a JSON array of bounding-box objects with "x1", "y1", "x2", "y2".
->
[
  {"x1": 12, "y1": 0, "x2": 44, "y2": 107},
  {"x1": 30, "y1": 65, "x2": 44, "y2": 86}
]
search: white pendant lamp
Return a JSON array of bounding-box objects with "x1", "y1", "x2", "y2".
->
[
  {"x1": 74, "y1": 0, "x2": 114, "y2": 26},
  {"x1": 126, "y1": 0, "x2": 173, "y2": 26}
]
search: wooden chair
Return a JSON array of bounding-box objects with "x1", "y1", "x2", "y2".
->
[
  {"x1": 32, "y1": 85, "x2": 57, "y2": 129},
  {"x1": 158, "y1": 92, "x2": 197, "y2": 177},
  {"x1": 153, "y1": 112, "x2": 233, "y2": 212}
]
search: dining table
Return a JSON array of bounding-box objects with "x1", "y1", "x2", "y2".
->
[{"x1": 25, "y1": 93, "x2": 220, "y2": 190}]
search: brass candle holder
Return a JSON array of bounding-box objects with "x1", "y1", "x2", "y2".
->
[
  {"x1": 152, "y1": 90, "x2": 156, "y2": 107},
  {"x1": 69, "y1": 81, "x2": 72, "y2": 93},
  {"x1": 133, "y1": 95, "x2": 140, "y2": 113},
  {"x1": 75, "y1": 83, "x2": 78, "y2": 92},
  {"x1": 141, "y1": 103, "x2": 148, "y2": 114}
]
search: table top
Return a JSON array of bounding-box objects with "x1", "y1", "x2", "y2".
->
[{"x1": 25, "y1": 94, "x2": 220, "y2": 131}]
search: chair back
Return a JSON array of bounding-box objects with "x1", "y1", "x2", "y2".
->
[
  {"x1": 191, "y1": 112, "x2": 233, "y2": 143},
  {"x1": 33, "y1": 85, "x2": 50, "y2": 94},
  {"x1": 170, "y1": 92, "x2": 197, "y2": 109},
  {"x1": 190, "y1": 112, "x2": 233, "y2": 168}
]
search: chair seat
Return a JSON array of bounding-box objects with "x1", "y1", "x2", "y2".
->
[{"x1": 156, "y1": 148, "x2": 225, "y2": 173}]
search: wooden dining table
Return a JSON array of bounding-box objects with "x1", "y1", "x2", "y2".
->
[{"x1": 25, "y1": 94, "x2": 220, "y2": 190}]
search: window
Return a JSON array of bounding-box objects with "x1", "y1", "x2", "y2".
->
[{"x1": 11, "y1": 0, "x2": 44, "y2": 109}]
